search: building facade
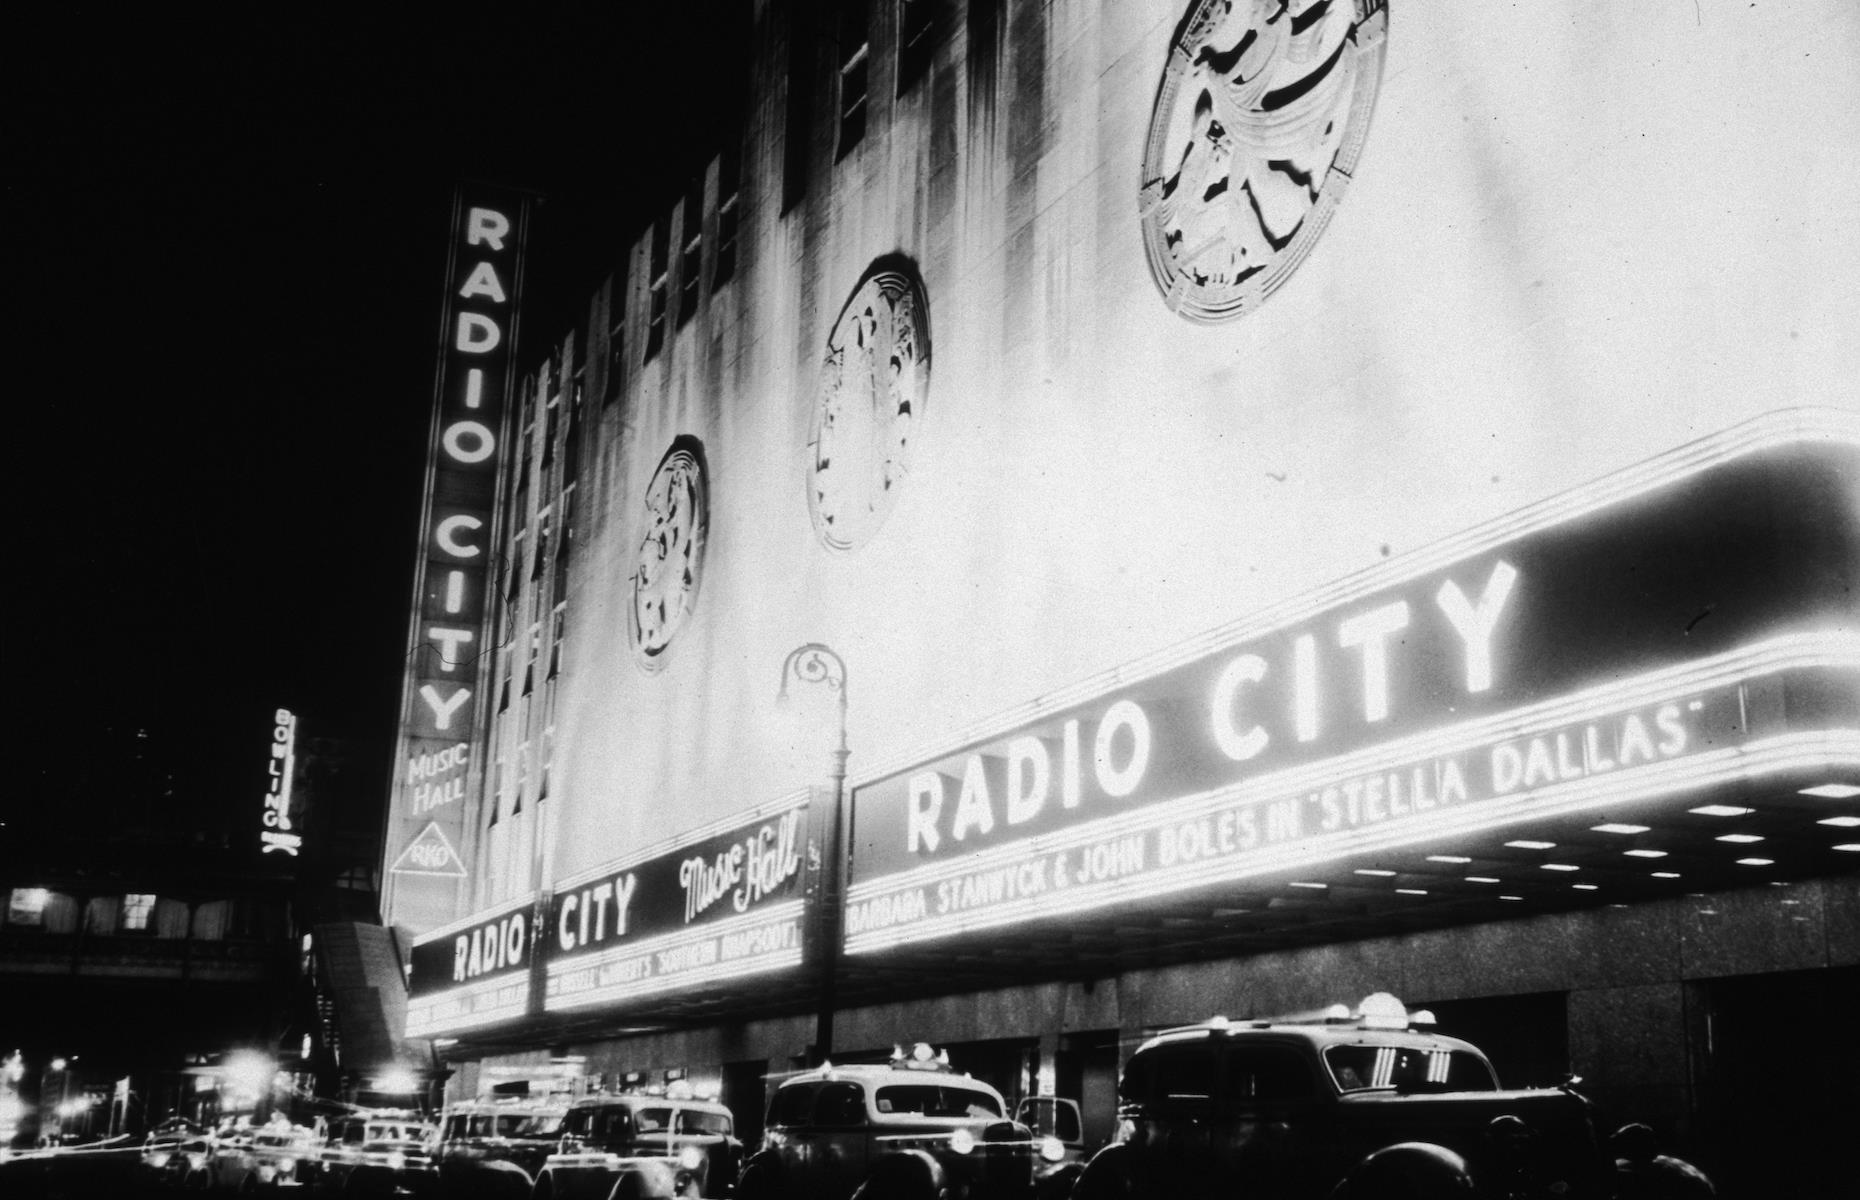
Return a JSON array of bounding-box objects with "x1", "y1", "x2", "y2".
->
[{"x1": 390, "y1": 3, "x2": 1860, "y2": 1194}]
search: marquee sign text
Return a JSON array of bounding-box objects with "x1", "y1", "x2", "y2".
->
[{"x1": 846, "y1": 414, "x2": 1860, "y2": 953}]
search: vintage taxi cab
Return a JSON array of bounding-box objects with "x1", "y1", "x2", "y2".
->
[
  {"x1": 1071, "y1": 992, "x2": 1713, "y2": 1200},
  {"x1": 306, "y1": 1110, "x2": 439, "y2": 1197},
  {"x1": 531, "y1": 1086, "x2": 741, "y2": 1200},
  {"x1": 211, "y1": 1118, "x2": 320, "y2": 1190},
  {"x1": 434, "y1": 1096, "x2": 567, "y2": 1199},
  {"x1": 142, "y1": 1116, "x2": 212, "y2": 1187},
  {"x1": 735, "y1": 1045, "x2": 1041, "y2": 1200}
]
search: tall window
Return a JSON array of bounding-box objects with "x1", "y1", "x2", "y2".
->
[
  {"x1": 714, "y1": 145, "x2": 741, "y2": 288},
  {"x1": 122, "y1": 893, "x2": 157, "y2": 932},
  {"x1": 645, "y1": 218, "x2": 670, "y2": 361},
  {"x1": 783, "y1": 0, "x2": 817, "y2": 212},
  {"x1": 531, "y1": 515, "x2": 550, "y2": 583},
  {"x1": 522, "y1": 622, "x2": 540, "y2": 697},
  {"x1": 678, "y1": 177, "x2": 703, "y2": 327},
  {"x1": 549, "y1": 603, "x2": 567, "y2": 679},
  {"x1": 605, "y1": 258, "x2": 628, "y2": 404},
  {"x1": 898, "y1": 0, "x2": 938, "y2": 94},
  {"x1": 837, "y1": 0, "x2": 870, "y2": 158}
]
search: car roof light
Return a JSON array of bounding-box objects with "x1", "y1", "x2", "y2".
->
[
  {"x1": 1357, "y1": 992, "x2": 1409, "y2": 1029},
  {"x1": 1409, "y1": 1009, "x2": 1437, "y2": 1027}
]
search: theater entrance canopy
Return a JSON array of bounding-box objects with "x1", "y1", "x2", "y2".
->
[{"x1": 842, "y1": 410, "x2": 1859, "y2": 990}]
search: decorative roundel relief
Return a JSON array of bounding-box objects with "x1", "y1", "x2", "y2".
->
[
  {"x1": 1139, "y1": 0, "x2": 1389, "y2": 323},
  {"x1": 807, "y1": 263, "x2": 931, "y2": 553},
  {"x1": 629, "y1": 436, "x2": 709, "y2": 672}
]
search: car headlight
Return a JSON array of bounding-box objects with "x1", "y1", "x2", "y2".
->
[
  {"x1": 678, "y1": 1147, "x2": 704, "y2": 1171},
  {"x1": 385, "y1": 1151, "x2": 406, "y2": 1170},
  {"x1": 1039, "y1": 1136, "x2": 1065, "y2": 1163},
  {"x1": 149, "y1": 1152, "x2": 172, "y2": 1169},
  {"x1": 188, "y1": 1153, "x2": 208, "y2": 1171},
  {"x1": 278, "y1": 1159, "x2": 296, "y2": 1173},
  {"x1": 948, "y1": 1128, "x2": 975, "y2": 1156}
]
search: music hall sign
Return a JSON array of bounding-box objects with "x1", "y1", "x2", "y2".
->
[
  {"x1": 542, "y1": 795, "x2": 810, "y2": 1014},
  {"x1": 844, "y1": 411, "x2": 1859, "y2": 955}
]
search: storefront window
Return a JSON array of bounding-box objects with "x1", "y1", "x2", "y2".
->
[
  {"x1": 7, "y1": 887, "x2": 48, "y2": 927},
  {"x1": 122, "y1": 893, "x2": 157, "y2": 932}
]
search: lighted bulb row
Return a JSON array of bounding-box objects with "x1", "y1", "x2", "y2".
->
[{"x1": 1290, "y1": 781, "x2": 1860, "y2": 903}]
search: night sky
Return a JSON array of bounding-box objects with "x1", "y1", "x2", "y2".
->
[{"x1": 12, "y1": 6, "x2": 749, "y2": 831}]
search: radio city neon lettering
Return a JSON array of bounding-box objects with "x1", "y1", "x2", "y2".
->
[
  {"x1": 903, "y1": 561, "x2": 1518, "y2": 856},
  {"x1": 557, "y1": 872, "x2": 639, "y2": 952},
  {"x1": 407, "y1": 742, "x2": 470, "y2": 814},
  {"x1": 679, "y1": 809, "x2": 804, "y2": 923},
  {"x1": 453, "y1": 910, "x2": 527, "y2": 982},
  {"x1": 414, "y1": 205, "x2": 516, "y2": 736},
  {"x1": 848, "y1": 691, "x2": 1714, "y2": 945}
]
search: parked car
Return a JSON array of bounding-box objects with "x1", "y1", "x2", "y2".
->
[
  {"x1": 432, "y1": 1096, "x2": 566, "y2": 1199},
  {"x1": 213, "y1": 1119, "x2": 320, "y2": 1190},
  {"x1": 1008, "y1": 1097, "x2": 1090, "y2": 1200},
  {"x1": 142, "y1": 1117, "x2": 213, "y2": 1188},
  {"x1": 1071, "y1": 991, "x2": 1713, "y2": 1200},
  {"x1": 306, "y1": 1111, "x2": 438, "y2": 1198},
  {"x1": 532, "y1": 1087, "x2": 740, "y2": 1200},
  {"x1": 735, "y1": 1044, "x2": 1041, "y2": 1200}
]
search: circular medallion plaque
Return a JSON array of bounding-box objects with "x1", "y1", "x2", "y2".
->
[
  {"x1": 1139, "y1": 0, "x2": 1389, "y2": 323},
  {"x1": 629, "y1": 436, "x2": 709, "y2": 672},
  {"x1": 807, "y1": 264, "x2": 931, "y2": 552}
]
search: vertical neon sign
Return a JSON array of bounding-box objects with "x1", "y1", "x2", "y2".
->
[
  {"x1": 260, "y1": 707, "x2": 301, "y2": 856},
  {"x1": 385, "y1": 186, "x2": 531, "y2": 934}
]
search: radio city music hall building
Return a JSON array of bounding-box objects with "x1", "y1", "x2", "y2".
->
[{"x1": 382, "y1": 4, "x2": 1857, "y2": 1192}]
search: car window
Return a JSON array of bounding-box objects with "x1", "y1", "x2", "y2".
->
[
  {"x1": 1016, "y1": 1099, "x2": 1081, "y2": 1142},
  {"x1": 771, "y1": 1084, "x2": 817, "y2": 1128},
  {"x1": 812, "y1": 1083, "x2": 866, "y2": 1127},
  {"x1": 1122, "y1": 1045, "x2": 1214, "y2": 1106},
  {"x1": 596, "y1": 1108, "x2": 635, "y2": 1141},
  {"x1": 1323, "y1": 1044, "x2": 1498, "y2": 1093},
  {"x1": 1225, "y1": 1047, "x2": 1315, "y2": 1102},
  {"x1": 634, "y1": 1108, "x2": 673, "y2": 1135},
  {"x1": 676, "y1": 1110, "x2": 733, "y2": 1137},
  {"x1": 564, "y1": 1109, "x2": 596, "y2": 1138},
  {"x1": 342, "y1": 1124, "x2": 365, "y2": 1145},
  {"x1": 502, "y1": 1113, "x2": 562, "y2": 1137},
  {"x1": 873, "y1": 1084, "x2": 1002, "y2": 1118}
]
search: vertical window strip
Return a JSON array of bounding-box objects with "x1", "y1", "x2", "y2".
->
[
  {"x1": 837, "y1": 0, "x2": 870, "y2": 160},
  {"x1": 679, "y1": 177, "x2": 704, "y2": 326},
  {"x1": 645, "y1": 219, "x2": 669, "y2": 360},
  {"x1": 714, "y1": 146, "x2": 740, "y2": 288}
]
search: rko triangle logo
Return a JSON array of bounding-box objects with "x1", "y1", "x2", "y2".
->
[{"x1": 390, "y1": 821, "x2": 467, "y2": 878}]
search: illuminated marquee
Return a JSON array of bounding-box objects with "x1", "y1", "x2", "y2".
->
[
  {"x1": 845, "y1": 410, "x2": 1860, "y2": 954},
  {"x1": 259, "y1": 708, "x2": 301, "y2": 856},
  {"x1": 407, "y1": 893, "x2": 538, "y2": 1037},
  {"x1": 544, "y1": 795, "x2": 810, "y2": 1013},
  {"x1": 386, "y1": 185, "x2": 531, "y2": 931}
]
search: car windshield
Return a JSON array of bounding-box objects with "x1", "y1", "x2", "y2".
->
[
  {"x1": 497, "y1": 1114, "x2": 562, "y2": 1137},
  {"x1": 874, "y1": 1084, "x2": 1002, "y2": 1118},
  {"x1": 1324, "y1": 1044, "x2": 1498, "y2": 1093}
]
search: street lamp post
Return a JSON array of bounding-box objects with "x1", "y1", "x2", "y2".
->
[{"x1": 778, "y1": 643, "x2": 849, "y2": 1066}]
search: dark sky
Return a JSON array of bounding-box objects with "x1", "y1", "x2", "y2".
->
[{"x1": 11, "y1": 5, "x2": 750, "y2": 825}]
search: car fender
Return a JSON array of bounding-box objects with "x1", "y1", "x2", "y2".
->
[
  {"x1": 850, "y1": 1149, "x2": 944, "y2": 1200},
  {"x1": 445, "y1": 1157, "x2": 535, "y2": 1200},
  {"x1": 734, "y1": 1152, "x2": 782, "y2": 1200},
  {"x1": 1329, "y1": 1142, "x2": 1477, "y2": 1200},
  {"x1": 1069, "y1": 1143, "x2": 1137, "y2": 1200},
  {"x1": 605, "y1": 1160, "x2": 681, "y2": 1200}
]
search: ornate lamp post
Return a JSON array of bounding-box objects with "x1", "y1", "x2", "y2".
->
[{"x1": 778, "y1": 643, "x2": 849, "y2": 1065}]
